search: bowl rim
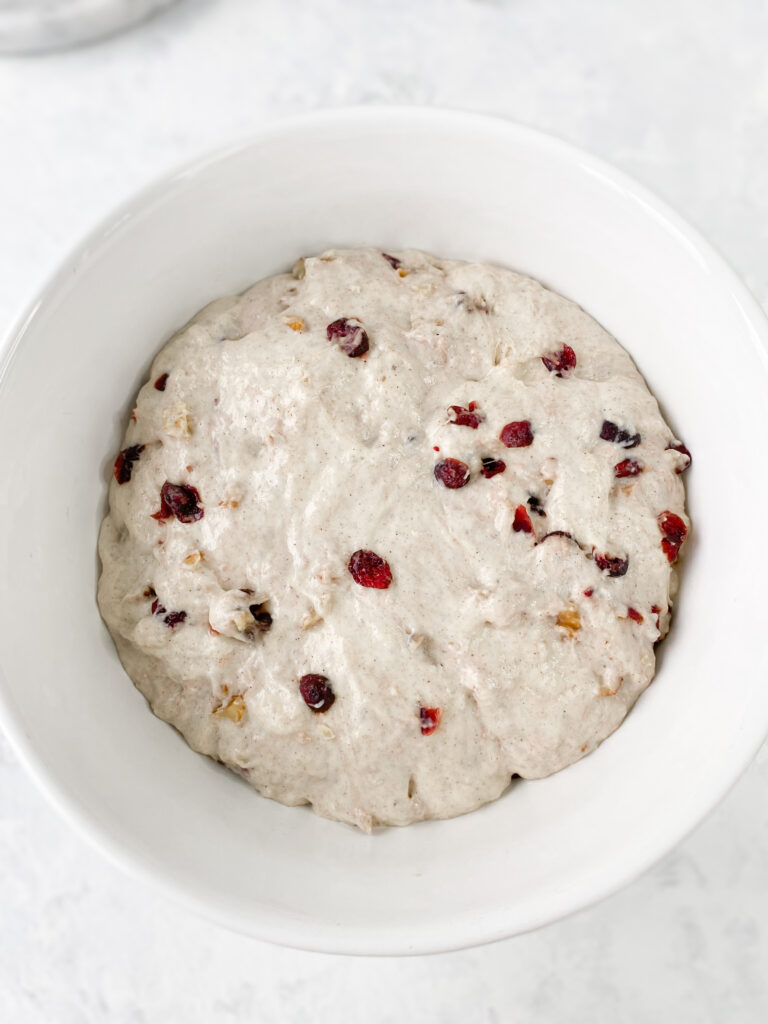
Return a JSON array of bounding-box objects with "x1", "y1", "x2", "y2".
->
[{"x1": 2, "y1": 105, "x2": 768, "y2": 956}]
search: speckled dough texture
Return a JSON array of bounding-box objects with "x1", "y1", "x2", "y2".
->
[{"x1": 98, "y1": 248, "x2": 690, "y2": 830}]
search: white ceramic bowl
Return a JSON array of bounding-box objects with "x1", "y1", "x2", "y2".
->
[
  {"x1": 0, "y1": 0, "x2": 178, "y2": 54},
  {"x1": 1, "y1": 109, "x2": 767, "y2": 956}
]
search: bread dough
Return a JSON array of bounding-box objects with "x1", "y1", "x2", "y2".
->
[{"x1": 98, "y1": 248, "x2": 690, "y2": 830}]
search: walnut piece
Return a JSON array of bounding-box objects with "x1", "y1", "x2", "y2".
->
[
  {"x1": 214, "y1": 695, "x2": 246, "y2": 723},
  {"x1": 301, "y1": 607, "x2": 323, "y2": 630},
  {"x1": 556, "y1": 607, "x2": 581, "y2": 634},
  {"x1": 162, "y1": 401, "x2": 193, "y2": 438}
]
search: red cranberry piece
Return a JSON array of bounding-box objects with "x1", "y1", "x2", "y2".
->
[
  {"x1": 152, "y1": 482, "x2": 204, "y2": 523},
  {"x1": 651, "y1": 604, "x2": 662, "y2": 630},
  {"x1": 154, "y1": 373, "x2": 169, "y2": 391},
  {"x1": 542, "y1": 343, "x2": 576, "y2": 377},
  {"x1": 667, "y1": 441, "x2": 692, "y2": 472},
  {"x1": 113, "y1": 444, "x2": 145, "y2": 485},
  {"x1": 382, "y1": 253, "x2": 401, "y2": 269},
  {"x1": 658, "y1": 511, "x2": 687, "y2": 545},
  {"x1": 626, "y1": 607, "x2": 644, "y2": 624},
  {"x1": 513, "y1": 504, "x2": 533, "y2": 534},
  {"x1": 658, "y1": 511, "x2": 687, "y2": 562},
  {"x1": 594, "y1": 551, "x2": 629, "y2": 577},
  {"x1": 326, "y1": 317, "x2": 369, "y2": 358},
  {"x1": 348, "y1": 549, "x2": 393, "y2": 589},
  {"x1": 150, "y1": 599, "x2": 185, "y2": 628},
  {"x1": 419, "y1": 706, "x2": 442, "y2": 735},
  {"x1": 299, "y1": 674, "x2": 335, "y2": 713},
  {"x1": 434, "y1": 458, "x2": 470, "y2": 489},
  {"x1": 448, "y1": 402, "x2": 485, "y2": 429},
  {"x1": 527, "y1": 495, "x2": 546, "y2": 517},
  {"x1": 614, "y1": 458, "x2": 644, "y2": 478},
  {"x1": 480, "y1": 457, "x2": 506, "y2": 479},
  {"x1": 500, "y1": 420, "x2": 534, "y2": 448},
  {"x1": 540, "y1": 346, "x2": 577, "y2": 378},
  {"x1": 619, "y1": 431, "x2": 641, "y2": 449},
  {"x1": 584, "y1": 588, "x2": 594, "y2": 598},
  {"x1": 600, "y1": 420, "x2": 618, "y2": 442},
  {"x1": 600, "y1": 420, "x2": 641, "y2": 448},
  {"x1": 249, "y1": 605, "x2": 273, "y2": 631}
]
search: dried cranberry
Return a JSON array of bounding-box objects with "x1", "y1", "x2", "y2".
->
[
  {"x1": 152, "y1": 481, "x2": 204, "y2": 523},
  {"x1": 419, "y1": 706, "x2": 442, "y2": 735},
  {"x1": 299, "y1": 674, "x2": 335, "y2": 713},
  {"x1": 594, "y1": 551, "x2": 629, "y2": 577},
  {"x1": 527, "y1": 495, "x2": 546, "y2": 516},
  {"x1": 382, "y1": 253, "x2": 401, "y2": 269},
  {"x1": 500, "y1": 420, "x2": 534, "y2": 448},
  {"x1": 513, "y1": 504, "x2": 533, "y2": 534},
  {"x1": 249, "y1": 605, "x2": 273, "y2": 631},
  {"x1": 658, "y1": 511, "x2": 687, "y2": 562},
  {"x1": 326, "y1": 317, "x2": 369, "y2": 357},
  {"x1": 480, "y1": 457, "x2": 506, "y2": 479},
  {"x1": 658, "y1": 512, "x2": 687, "y2": 546},
  {"x1": 667, "y1": 441, "x2": 692, "y2": 472},
  {"x1": 448, "y1": 401, "x2": 485, "y2": 429},
  {"x1": 113, "y1": 444, "x2": 145, "y2": 485},
  {"x1": 614, "y1": 458, "x2": 644, "y2": 478},
  {"x1": 434, "y1": 458, "x2": 470, "y2": 489},
  {"x1": 584, "y1": 588, "x2": 594, "y2": 598},
  {"x1": 600, "y1": 420, "x2": 641, "y2": 448},
  {"x1": 626, "y1": 607, "x2": 643, "y2": 624},
  {"x1": 619, "y1": 430, "x2": 641, "y2": 448},
  {"x1": 150, "y1": 598, "x2": 186, "y2": 628},
  {"x1": 154, "y1": 373, "x2": 169, "y2": 391},
  {"x1": 348, "y1": 550, "x2": 393, "y2": 589},
  {"x1": 542, "y1": 344, "x2": 577, "y2": 377}
]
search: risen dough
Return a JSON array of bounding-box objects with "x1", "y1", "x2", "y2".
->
[{"x1": 98, "y1": 248, "x2": 690, "y2": 830}]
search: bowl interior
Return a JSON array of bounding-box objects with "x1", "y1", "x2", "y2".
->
[{"x1": 1, "y1": 109, "x2": 767, "y2": 954}]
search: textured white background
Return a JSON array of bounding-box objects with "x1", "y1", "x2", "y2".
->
[{"x1": 1, "y1": 1, "x2": 768, "y2": 1020}]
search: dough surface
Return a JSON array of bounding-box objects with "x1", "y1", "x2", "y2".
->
[{"x1": 98, "y1": 248, "x2": 690, "y2": 830}]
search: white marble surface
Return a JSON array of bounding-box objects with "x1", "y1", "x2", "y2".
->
[{"x1": 1, "y1": 0, "x2": 767, "y2": 1019}]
